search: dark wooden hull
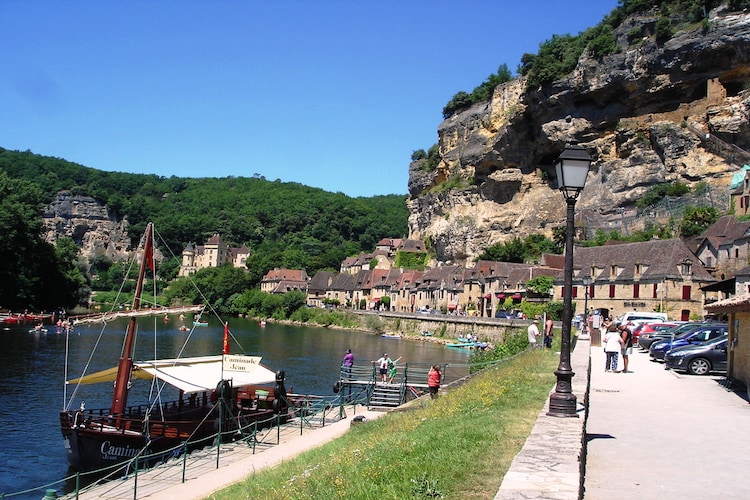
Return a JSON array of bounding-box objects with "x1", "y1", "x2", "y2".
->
[{"x1": 60, "y1": 391, "x2": 285, "y2": 471}]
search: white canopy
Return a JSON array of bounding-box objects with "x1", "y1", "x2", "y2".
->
[{"x1": 68, "y1": 354, "x2": 278, "y2": 394}]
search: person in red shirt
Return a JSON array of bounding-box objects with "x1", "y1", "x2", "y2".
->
[{"x1": 428, "y1": 365, "x2": 442, "y2": 399}]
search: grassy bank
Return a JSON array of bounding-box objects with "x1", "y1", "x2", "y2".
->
[{"x1": 209, "y1": 348, "x2": 559, "y2": 499}]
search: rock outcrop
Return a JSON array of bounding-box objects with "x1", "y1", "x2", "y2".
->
[
  {"x1": 407, "y1": 6, "x2": 750, "y2": 264},
  {"x1": 43, "y1": 191, "x2": 131, "y2": 263}
]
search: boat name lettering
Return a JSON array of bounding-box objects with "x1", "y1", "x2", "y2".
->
[
  {"x1": 223, "y1": 355, "x2": 259, "y2": 372},
  {"x1": 100, "y1": 441, "x2": 140, "y2": 461}
]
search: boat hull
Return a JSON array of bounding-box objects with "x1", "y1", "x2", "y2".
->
[{"x1": 60, "y1": 387, "x2": 287, "y2": 471}]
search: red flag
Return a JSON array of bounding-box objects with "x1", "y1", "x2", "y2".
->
[
  {"x1": 144, "y1": 249, "x2": 155, "y2": 272},
  {"x1": 223, "y1": 322, "x2": 230, "y2": 354}
]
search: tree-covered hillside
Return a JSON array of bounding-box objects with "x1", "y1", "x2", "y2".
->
[{"x1": 0, "y1": 147, "x2": 409, "y2": 308}]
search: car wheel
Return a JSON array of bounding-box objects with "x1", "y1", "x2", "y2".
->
[{"x1": 687, "y1": 357, "x2": 711, "y2": 376}]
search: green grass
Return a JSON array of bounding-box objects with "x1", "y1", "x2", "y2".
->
[{"x1": 208, "y1": 349, "x2": 558, "y2": 499}]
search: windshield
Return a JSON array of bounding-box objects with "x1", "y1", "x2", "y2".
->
[{"x1": 695, "y1": 335, "x2": 728, "y2": 347}]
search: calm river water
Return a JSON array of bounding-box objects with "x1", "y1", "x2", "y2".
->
[{"x1": 0, "y1": 316, "x2": 471, "y2": 497}]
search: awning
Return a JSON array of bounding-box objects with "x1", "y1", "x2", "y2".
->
[
  {"x1": 67, "y1": 355, "x2": 277, "y2": 394},
  {"x1": 484, "y1": 294, "x2": 492, "y2": 299},
  {"x1": 447, "y1": 303, "x2": 457, "y2": 310},
  {"x1": 371, "y1": 297, "x2": 381, "y2": 302},
  {"x1": 496, "y1": 294, "x2": 506, "y2": 299},
  {"x1": 511, "y1": 293, "x2": 523, "y2": 300}
]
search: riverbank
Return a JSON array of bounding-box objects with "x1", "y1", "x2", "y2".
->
[{"x1": 254, "y1": 310, "x2": 527, "y2": 349}]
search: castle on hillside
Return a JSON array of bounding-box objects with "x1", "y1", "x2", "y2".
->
[{"x1": 178, "y1": 234, "x2": 249, "y2": 277}]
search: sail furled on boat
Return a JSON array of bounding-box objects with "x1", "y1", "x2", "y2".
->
[{"x1": 67, "y1": 354, "x2": 276, "y2": 393}]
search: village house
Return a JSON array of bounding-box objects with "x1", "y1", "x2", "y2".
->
[
  {"x1": 552, "y1": 238, "x2": 717, "y2": 322},
  {"x1": 178, "y1": 234, "x2": 249, "y2": 277},
  {"x1": 689, "y1": 215, "x2": 750, "y2": 280},
  {"x1": 260, "y1": 268, "x2": 310, "y2": 294}
]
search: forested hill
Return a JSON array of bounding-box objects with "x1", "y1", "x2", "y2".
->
[{"x1": 0, "y1": 147, "x2": 408, "y2": 279}]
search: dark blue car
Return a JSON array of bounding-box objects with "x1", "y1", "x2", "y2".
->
[
  {"x1": 664, "y1": 335, "x2": 728, "y2": 375},
  {"x1": 649, "y1": 324, "x2": 727, "y2": 361}
]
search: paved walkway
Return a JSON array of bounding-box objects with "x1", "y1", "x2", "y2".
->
[{"x1": 584, "y1": 345, "x2": 750, "y2": 499}]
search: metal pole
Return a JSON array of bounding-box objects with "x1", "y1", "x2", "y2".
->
[{"x1": 548, "y1": 197, "x2": 579, "y2": 418}]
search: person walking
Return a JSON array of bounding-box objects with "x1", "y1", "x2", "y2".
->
[
  {"x1": 342, "y1": 349, "x2": 354, "y2": 378},
  {"x1": 428, "y1": 365, "x2": 442, "y2": 399},
  {"x1": 375, "y1": 353, "x2": 391, "y2": 383},
  {"x1": 528, "y1": 320, "x2": 540, "y2": 348},
  {"x1": 604, "y1": 324, "x2": 623, "y2": 372},
  {"x1": 620, "y1": 325, "x2": 633, "y2": 373},
  {"x1": 544, "y1": 317, "x2": 554, "y2": 348}
]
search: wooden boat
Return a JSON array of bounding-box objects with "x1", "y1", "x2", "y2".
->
[
  {"x1": 59, "y1": 223, "x2": 290, "y2": 471},
  {"x1": 193, "y1": 320, "x2": 209, "y2": 326},
  {"x1": 381, "y1": 333, "x2": 403, "y2": 339}
]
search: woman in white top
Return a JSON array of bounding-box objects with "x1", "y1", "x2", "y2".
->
[{"x1": 603, "y1": 324, "x2": 623, "y2": 372}]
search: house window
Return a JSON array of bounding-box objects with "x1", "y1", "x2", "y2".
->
[
  {"x1": 652, "y1": 283, "x2": 658, "y2": 299},
  {"x1": 706, "y1": 256, "x2": 713, "y2": 267},
  {"x1": 633, "y1": 283, "x2": 640, "y2": 298},
  {"x1": 572, "y1": 287, "x2": 579, "y2": 298},
  {"x1": 589, "y1": 285, "x2": 595, "y2": 299},
  {"x1": 682, "y1": 285, "x2": 691, "y2": 300},
  {"x1": 609, "y1": 284, "x2": 615, "y2": 298},
  {"x1": 681, "y1": 261, "x2": 692, "y2": 274},
  {"x1": 634, "y1": 263, "x2": 641, "y2": 279},
  {"x1": 735, "y1": 248, "x2": 740, "y2": 258}
]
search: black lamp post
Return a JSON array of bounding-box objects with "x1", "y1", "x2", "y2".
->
[
  {"x1": 548, "y1": 142, "x2": 593, "y2": 418},
  {"x1": 582, "y1": 274, "x2": 591, "y2": 336}
]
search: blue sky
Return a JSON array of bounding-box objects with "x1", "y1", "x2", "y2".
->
[{"x1": 1, "y1": 1, "x2": 618, "y2": 197}]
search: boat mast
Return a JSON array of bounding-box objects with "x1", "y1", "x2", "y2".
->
[{"x1": 110, "y1": 222, "x2": 154, "y2": 418}]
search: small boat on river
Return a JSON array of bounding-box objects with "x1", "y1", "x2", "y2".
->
[{"x1": 60, "y1": 223, "x2": 290, "y2": 471}]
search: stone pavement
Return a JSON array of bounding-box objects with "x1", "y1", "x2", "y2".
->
[
  {"x1": 583, "y1": 344, "x2": 750, "y2": 499},
  {"x1": 496, "y1": 336, "x2": 750, "y2": 500}
]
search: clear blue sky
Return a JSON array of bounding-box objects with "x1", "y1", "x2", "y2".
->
[{"x1": 1, "y1": 1, "x2": 618, "y2": 197}]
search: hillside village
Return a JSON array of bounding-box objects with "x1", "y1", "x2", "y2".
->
[{"x1": 177, "y1": 214, "x2": 750, "y2": 322}]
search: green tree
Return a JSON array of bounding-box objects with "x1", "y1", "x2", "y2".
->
[
  {"x1": 478, "y1": 238, "x2": 526, "y2": 263},
  {"x1": 526, "y1": 276, "x2": 554, "y2": 295},
  {"x1": 680, "y1": 206, "x2": 719, "y2": 237}
]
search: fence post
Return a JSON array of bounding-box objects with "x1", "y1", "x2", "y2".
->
[
  {"x1": 181, "y1": 442, "x2": 188, "y2": 483},
  {"x1": 132, "y1": 455, "x2": 139, "y2": 500}
]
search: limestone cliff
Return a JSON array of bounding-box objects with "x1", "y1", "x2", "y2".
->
[
  {"x1": 408, "y1": 6, "x2": 750, "y2": 264},
  {"x1": 42, "y1": 191, "x2": 131, "y2": 263}
]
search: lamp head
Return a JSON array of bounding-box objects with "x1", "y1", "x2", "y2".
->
[{"x1": 555, "y1": 142, "x2": 593, "y2": 201}]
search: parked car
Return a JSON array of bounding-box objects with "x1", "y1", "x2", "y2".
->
[
  {"x1": 495, "y1": 310, "x2": 514, "y2": 319},
  {"x1": 649, "y1": 324, "x2": 727, "y2": 361},
  {"x1": 665, "y1": 335, "x2": 728, "y2": 375},
  {"x1": 630, "y1": 321, "x2": 678, "y2": 345},
  {"x1": 638, "y1": 322, "x2": 703, "y2": 350}
]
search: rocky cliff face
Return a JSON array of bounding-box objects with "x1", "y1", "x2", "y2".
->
[
  {"x1": 43, "y1": 192, "x2": 131, "y2": 263},
  {"x1": 408, "y1": 6, "x2": 750, "y2": 264}
]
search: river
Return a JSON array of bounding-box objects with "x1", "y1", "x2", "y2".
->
[{"x1": 0, "y1": 316, "x2": 471, "y2": 498}]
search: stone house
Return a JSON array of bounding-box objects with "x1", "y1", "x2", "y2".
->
[
  {"x1": 689, "y1": 215, "x2": 750, "y2": 279},
  {"x1": 178, "y1": 234, "x2": 249, "y2": 277},
  {"x1": 260, "y1": 268, "x2": 310, "y2": 294},
  {"x1": 561, "y1": 238, "x2": 716, "y2": 322}
]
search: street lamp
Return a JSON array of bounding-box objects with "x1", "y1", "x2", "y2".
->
[
  {"x1": 582, "y1": 274, "x2": 591, "y2": 336},
  {"x1": 548, "y1": 142, "x2": 593, "y2": 418}
]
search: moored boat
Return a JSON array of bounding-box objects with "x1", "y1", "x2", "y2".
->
[{"x1": 59, "y1": 223, "x2": 290, "y2": 471}]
